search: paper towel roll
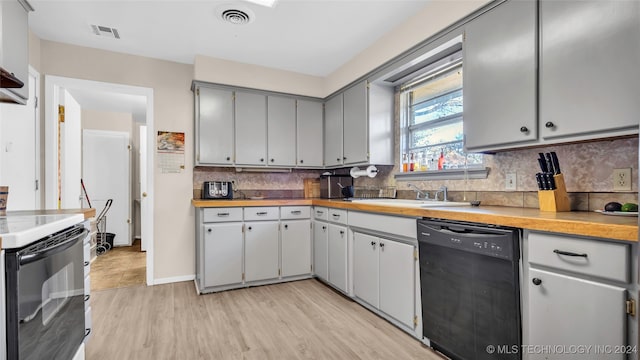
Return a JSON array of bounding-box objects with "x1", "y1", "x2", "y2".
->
[{"x1": 350, "y1": 166, "x2": 378, "y2": 178}]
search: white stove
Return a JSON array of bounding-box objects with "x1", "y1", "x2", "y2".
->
[{"x1": 0, "y1": 213, "x2": 85, "y2": 249}]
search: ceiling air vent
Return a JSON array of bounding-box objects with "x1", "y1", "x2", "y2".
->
[
  {"x1": 90, "y1": 24, "x2": 121, "y2": 39},
  {"x1": 216, "y1": 5, "x2": 255, "y2": 25}
]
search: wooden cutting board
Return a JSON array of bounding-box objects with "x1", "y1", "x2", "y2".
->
[{"x1": 304, "y1": 179, "x2": 320, "y2": 198}]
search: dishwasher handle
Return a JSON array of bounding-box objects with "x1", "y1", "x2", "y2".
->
[{"x1": 421, "y1": 224, "x2": 507, "y2": 239}]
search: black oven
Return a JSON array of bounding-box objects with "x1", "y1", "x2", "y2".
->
[{"x1": 5, "y1": 224, "x2": 88, "y2": 360}]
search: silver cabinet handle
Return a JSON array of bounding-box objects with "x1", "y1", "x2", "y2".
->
[
  {"x1": 316, "y1": 211, "x2": 324, "y2": 215},
  {"x1": 291, "y1": 210, "x2": 302, "y2": 215},
  {"x1": 217, "y1": 213, "x2": 230, "y2": 217},
  {"x1": 332, "y1": 214, "x2": 340, "y2": 218},
  {"x1": 256, "y1": 212, "x2": 268, "y2": 216}
]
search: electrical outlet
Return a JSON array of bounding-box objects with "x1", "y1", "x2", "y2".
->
[
  {"x1": 505, "y1": 172, "x2": 517, "y2": 191},
  {"x1": 613, "y1": 168, "x2": 632, "y2": 191}
]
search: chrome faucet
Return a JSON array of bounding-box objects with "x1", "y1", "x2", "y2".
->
[
  {"x1": 407, "y1": 183, "x2": 428, "y2": 200},
  {"x1": 434, "y1": 185, "x2": 448, "y2": 201}
]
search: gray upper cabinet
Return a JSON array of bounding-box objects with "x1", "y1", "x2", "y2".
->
[
  {"x1": 195, "y1": 86, "x2": 234, "y2": 165},
  {"x1": 324, "y1": 94, "x2": 344, "y2": 167},
  {"x1": 323, "y1": 80, "x2": 393, "y2": 168},
  {"x1": 296, "y1": 100, "x2": 323, "y2": 167},
  {"x1": 539, "y1": 0, "x2": 640, "y2": 141},
  {"x1": 463, "y1": 0, "x2": 537, "y2": 151},
  {"x1": 0, "y1": 0, "x2": 30, "y2": 103},
  {"x1": 267, "y1": 96, "x2": 296, "y2": 167},
  {"x1": 235, "y1": 92, "x2": 267, "y2": 166},
  {"x1": 343, "y1": 81, "x2": 368, "y2": 165}
]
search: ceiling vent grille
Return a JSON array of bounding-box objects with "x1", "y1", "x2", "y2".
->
[
  {"x1": 221, "y1": 9, "x2": 252, "y2": 25},
  {"x1": 90, "y1": 24, "x2": 121, "y2": 39}
]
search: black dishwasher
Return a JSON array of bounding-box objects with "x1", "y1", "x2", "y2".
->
[{"x1": 418, "y1": 219, "x2": 521, "y2": 360}]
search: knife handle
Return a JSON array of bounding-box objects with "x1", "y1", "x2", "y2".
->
[
  {"x1": 550, "y1": 152, "x2": 561, "y2": 174},
  {"x1": 536, "y1": 173, "x2": 545, "y2": 190}
]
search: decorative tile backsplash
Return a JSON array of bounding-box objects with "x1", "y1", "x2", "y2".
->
[{"x1": 193, "y1": 137, "x2": 639, "y2": 209}]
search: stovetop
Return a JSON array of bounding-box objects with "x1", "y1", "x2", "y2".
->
[{"x1": 0, "y1": 214, "x2": 85, "y2": 249}]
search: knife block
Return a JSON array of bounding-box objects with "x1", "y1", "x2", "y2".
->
[{"x1": 538, "y1": 174, "x2": 570, "y2": 212}]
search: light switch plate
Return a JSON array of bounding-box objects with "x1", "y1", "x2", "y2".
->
[
  {"x1": 505, "y1": 172, "x2": 517, "y2": 191},
  {"x1": 613, "y1": 168, "x2": 632, "y2": 191}
]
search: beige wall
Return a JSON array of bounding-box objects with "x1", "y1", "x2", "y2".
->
[
  {"x1": 194, "y1": 55, "x2": 325, "y2": 98},
  {"x1": 324, "y1": 0, "x2": 491, "y2": 95},
  {"x1": 39, "y1": 39, "x2": 194, "y2": 281}
]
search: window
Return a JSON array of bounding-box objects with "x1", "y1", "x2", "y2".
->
[{"x1": 399, "y1": 54, "x2": 482, "y2": 171}]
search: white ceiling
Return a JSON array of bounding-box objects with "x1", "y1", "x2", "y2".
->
[
  {"x1": 28, "y1": 0, "x2": 432, "y2": 77},
  {"x1": 65, "y1": 88, "x2": 147, "y2": 119}
]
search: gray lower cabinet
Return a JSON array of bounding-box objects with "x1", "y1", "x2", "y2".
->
[
  {"x1": 203, "y1": 222, "x2": 243, "y2": 288},
  {"x1": 281, "y1": 219, "x2": 312, "y2": 277},
  {"x1": 195, "y1": 86, "x2": 234, "y2": 165},
  {"x1": 296, "y1": 100, "x2": 323, "y2": 167},
  {"x1": 327, "y1": 223, "x2": 348, "y2": 293},
  {"x1": 528, "y1": 268, "x2": 626, "y2": 360},
  {"x1": 312, "y1": 220, "x2": 329, "y2": 281},
  {"x1": 235, "y1": 92, "x2": 267, "y2": 165},
  {"x1": 267, "y1": 96, "x2": 296, "y2": 167},
  {"x1": 526, "y1": 231, "x2": 632, "y2": 359},
  {"x1": 463, "y1": 0, "x2": 537, "y2": 150},
  {"x1": 353, "y1": 231, "x2": 416, "y2": 329},
  {"x1": 196, "y1": 206, "x2": 312, "y2": 293},
  {"x1": 244, "y1": 221, "x2": 279, "y2": 282}
]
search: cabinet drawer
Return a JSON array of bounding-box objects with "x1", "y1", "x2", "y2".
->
[
  {"x1": 328, "y1": 208, "x2": 348, "y2": 225},
  {"x1": 313, "y1": 207, "x2": 328, "y2": 221},
  {"x1": 349, "y1": 211, "x2": 417, "y2": 239},
  {"x1": 528, "y1": 231, "x2": 630, "y2": 283},
  {"x1": 243, "y1": 207, "x2": 279, "y2": 221},
  {"x1": 203, "y1": 208, "x2": 243, "y2": 222},
  {"x1": 280, "y1": 206, "x2": 310, "y2": 220}
]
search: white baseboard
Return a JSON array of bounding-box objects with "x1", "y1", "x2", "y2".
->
[{"x1": 153, "y1": 274, "x2": 195, "y2": 285}]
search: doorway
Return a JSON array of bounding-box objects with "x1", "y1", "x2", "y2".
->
[
  {"x1": 0, "y1": 67, "x2": 41, "y2": 210},
  {"x1": 44, "y1": 75, "x2": 155, "y2": 286}
]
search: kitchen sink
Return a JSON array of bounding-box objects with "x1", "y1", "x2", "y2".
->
[{"x1": 350, "y1": 198, "x2": 470, "y2": 208}]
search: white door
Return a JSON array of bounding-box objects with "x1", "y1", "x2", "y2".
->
[
  {"x1": 379, "y1": 239, "x2": 415, "y2": 328},
  {"x1": 83, "y1": 130, "x2": 131, "y2": 246},
  {"x1": 0, "y1": 71, "x2": 40, "y2": 210},
  {"x1": 60, "y1": 90, "x2": 82, "y2": 209},
  {"x1": 353, "y1": 232, "x2": 379, "y2": 308},
  {"x1": 281, "y1": 219, "x2": 311, "y2": 277},
  {"x1": 529, "y1": 268, "x2": 626, "y2": 360},
  {"x1": 244, "y1": 221, "x2": 279, "y2": 282},
  {"x1": 139, "y1": 125, "x2": 148, "y2": 251}
]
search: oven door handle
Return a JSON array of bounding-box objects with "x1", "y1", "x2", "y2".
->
[{"x1": 19, "y1": 229, "x2": 89, "y2": 266}]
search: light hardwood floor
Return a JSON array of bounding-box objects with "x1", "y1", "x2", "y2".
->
[
  {"x1": 86, "y1": 279, "x2": 442, "y2": 360},
  {"x1": 91, "y1": 240, "x2": 146, "y2": 291}
]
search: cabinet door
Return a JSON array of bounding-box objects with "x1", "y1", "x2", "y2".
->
[
  {"x1": 235, "y1": 92, "x2": 267, "y2": 165},
  {"x1": 463, "y1": 0, "x2": 537, "y2": 150},
  {"x1": 203, "y1": 223, "x2": 243, "y2": 287},
  {"x1": 529, "y1": 268, "x2": 626, "y2": 360},
  {"x1": 324, "y1": 95, "x2": 343, "y2": 167},
  {"x1": 353, "y1": 232, "x2": 379, "y2": 308},
  {"x1": 267, "y1": 96, "x2": 296, "y2": 166},
  {"x1": 1, "y1": 1, "x2": 29, "y2": 100},
  {"x1": 379, "y1": 239, "x2": 415, "y2": 328},
  {"x1": 296, "y1": 100, "x2": 323, "y2": 167},
  {"x1": 281, "y1": 220, "x2": 311, "y2": 277},
  {"x1": 328, "y1": 224, "x2": 348, "y2": 292},
  {"x1": 196, "y1": 87, "x2": 234, "y2": 165},
  {"x1": 244, "y1": 221, "x2": 279, "y2": 282},
  {"x1": 540, "y1": 0, "x2": 640, "y2": 140},
  {"x1": 313, "y1": 221, "x2": 328, "y2": 280},
  {"x1": 342, "y1": 81, "x2": 368, "y2": 165}
]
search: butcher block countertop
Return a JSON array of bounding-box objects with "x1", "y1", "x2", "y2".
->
[{"x1": 192, "y1": 198, "x2": 638, "y2": 242}]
